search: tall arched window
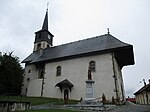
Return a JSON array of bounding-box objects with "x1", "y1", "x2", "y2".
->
[
  {"x1": 89, "y1": 61, "x2": 96, "y2": 72},
  {"x1": 56, "y1": 66, "x2": 61, "y2": 76}
]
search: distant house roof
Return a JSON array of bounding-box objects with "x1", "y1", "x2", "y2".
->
[
  {"x1": 22, "y1": 34, "x2": 134, "y2": 68},
  {"x1": 134, "y1": 84, "x2": 150, "y2": 95},
  {"x1": 126, "y1": 98, "x2": 136, "y2": 102}
]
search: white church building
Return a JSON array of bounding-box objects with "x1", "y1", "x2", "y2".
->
[{"x1": 21, "y1": 10, "x2": 134, "y2": 103}]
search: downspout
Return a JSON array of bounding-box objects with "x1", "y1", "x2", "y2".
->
[
  {"x1": 41, "y1": 64, "x2": 45, "y2": 97},
  {"x1": 112, "y1": 53, "x2": 119, "y2": 101},
  {"x1": 41, "y1": 74, "x2": 45, "y2": 97},
  {"x1": 120, "y1": 72, "x2": 125, "y2": 102},
  {"x1": 26, "y1": 77, "x2": 30, "y2": 96}
]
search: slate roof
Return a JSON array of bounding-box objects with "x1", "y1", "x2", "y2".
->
[
  {"x1": 55, "y1": 79, "x2": 74, "y2": 88},
  {"x1": 134, "y1": 83, "x2": 150, "y2": 95},
  {"x1": 22, "y1": 34, "x2": 134, "y2": 68},
  {"x1": 42, "y1": 10, "x2": 48, "y2": 30}
]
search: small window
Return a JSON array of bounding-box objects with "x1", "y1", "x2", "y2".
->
[
  {"x1": 47, "y1": 44, "x2": 50, "y2": 48},
  {"x1": 27, "y1": 77, "x2": 30, "y2": 81},
  {"x1": 37, "y1": 43, "x2": 41, "y2": 50},
  {"x1": 28, "y1": 70, "x2": 31, "y2": 73},
  {"x1": 89, "y1": 61, "x2": 96, "y2": 72},
  {"x1": 56, "y1": 66, "x2": 61, "y2": 76}
]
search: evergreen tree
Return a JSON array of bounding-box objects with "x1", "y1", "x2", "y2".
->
[{"x1": 0, "y1": 52, "x2": 24, "y2": 95}]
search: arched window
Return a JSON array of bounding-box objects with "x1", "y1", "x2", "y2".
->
[
  {"x1": 56, "y1": 66, "x2": 61, "y2": 76},
  {"x1": 27, "y1": 77, "x2": 30, "y2": 81},
  {"x1": 28, "y1": 70, "x2": 31, "y2": 73},
  {"x1": 47, "y1": 44, "x2": 50, "y2": 48},
  {"x1": 89, "y1": 61, "x2": 96, "y2": 72},
  {"x1": 37, "y1": 43, "x2": 41, "y2": 50}
]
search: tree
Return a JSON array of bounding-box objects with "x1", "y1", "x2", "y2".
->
[{"x1": 0, "y1": 52, "x2": 24, "y2": 95}]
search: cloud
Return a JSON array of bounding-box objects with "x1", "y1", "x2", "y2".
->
[{"x1": 0, "y1": 0, "x2": 150, "y2": 97}]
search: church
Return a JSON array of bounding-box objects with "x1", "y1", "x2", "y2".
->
[{"x1": 21, "y1": 9, "x2": 134, "y2": 103}]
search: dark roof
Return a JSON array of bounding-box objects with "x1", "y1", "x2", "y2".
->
[
  {"x1": 55, "y1": 79, "x2": 74, "y2": 88},
  {"x1": 22, "y1": 34, "x2": 134, "y2": 68},
  {"x1": 34, "y1": 10, "x2": 54, "y2": 46},
  {"x1": 134, "y1": 84, "x2": 150, "y2": 95}
]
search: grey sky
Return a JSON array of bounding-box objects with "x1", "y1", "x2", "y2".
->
[{"x1": 0, "y1": 0, "x2": 150, "y2": 97}]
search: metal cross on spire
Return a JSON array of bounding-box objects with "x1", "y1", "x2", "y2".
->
[
  {"x1": 107, "y1": 28, "x2": 110, "y2": 34},
  {"x1": 42, "y1": 3, "x2": 49, "y2": 30},
  {"x1": 47, "y1": 2, "x2": 49, "y2": 11}
]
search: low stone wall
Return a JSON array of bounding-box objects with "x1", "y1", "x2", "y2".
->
[{"x1": 0, "y1": 101, "x2": 31, "y2": 112}]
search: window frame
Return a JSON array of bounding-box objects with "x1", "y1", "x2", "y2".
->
[{"x1": 56, "y1": 66, "x2": 61, "y2": 76}]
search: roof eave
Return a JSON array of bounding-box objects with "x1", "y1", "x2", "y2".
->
[
  {"x1": 27, "y1": 46, "x2": 134, "y2": 67},
  {"x1": 114, "y1": 45, "x2": 135, "y2": 68}
]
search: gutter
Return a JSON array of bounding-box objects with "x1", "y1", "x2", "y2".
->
[{"x1": 112, "y1": 53, "x2": 119, "y2": 101}]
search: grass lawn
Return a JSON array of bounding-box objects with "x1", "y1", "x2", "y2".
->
[
  {"x1": 16, "y1": 109, "x2": 79, "y2": 112},
  {"x1": 144, "y1": 111, "x2": 150, "y2": 112},
  {"x1": 0, "y1": 95, "x2": 78, "y2": 105}
]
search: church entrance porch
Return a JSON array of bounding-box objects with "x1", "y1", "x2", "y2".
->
[{"x1": 55, "y1": 79, "x2": 74, "y2": 104}]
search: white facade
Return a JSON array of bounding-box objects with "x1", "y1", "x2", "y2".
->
[{"x1": 22, "y1": 52, "x2": 125, "y2": 101}]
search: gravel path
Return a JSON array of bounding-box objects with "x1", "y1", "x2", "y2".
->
[
  {"x1": 31, "y1": 102, "x2": 150, "y2": 112},
  {"x1": 106, "y1": 103, "x2": 150, "y2": 112}
]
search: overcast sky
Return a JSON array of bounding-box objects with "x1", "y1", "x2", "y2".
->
[{"x1": 0, "y1": 0, "x2": 150, "y2": 97}]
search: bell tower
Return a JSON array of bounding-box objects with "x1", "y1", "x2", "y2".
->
[{"x1": 33, "y1": 9, "x2": 54, "y2": 52}]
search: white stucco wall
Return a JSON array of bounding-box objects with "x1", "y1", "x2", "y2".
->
[
  {"x1": 27, "y1": 79, "x2": 42, "y2": 97},
  {"x1": 22, "y1": 53, "x2": 125, "y2": 102},
  {"x1": 43, "y1": 53, "x2": 118, "y2": 101},
  {"x1": 21, "y1": 64, "x2": 38, "y2": 96},
  {"x1": 33, "y1": 41, "x2": 50, "y2": 51}
]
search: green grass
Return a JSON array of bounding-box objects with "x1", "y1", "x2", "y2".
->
[
  {"x1": 144, "y1": 109, "x2": 150, "y2": 112},
  {"x1": 16, "y1": 109, "x2": 79, "y2": 112},
  {"x1": 0, "y1": 95, "x2": 78, "y2": 105}
]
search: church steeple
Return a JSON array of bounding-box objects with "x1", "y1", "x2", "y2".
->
[
  {"x1": 42, "y1": 9, "x2": 48, "y2": 30},
  {"x1": 33, "y1": 9, "x2": 54, "y2": 52}
]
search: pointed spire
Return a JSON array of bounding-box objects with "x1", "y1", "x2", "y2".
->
[
  {"x1": 42, "y1": 9, "x2": 48, "y2": 30},
  {"x1": 34, "y1": 4, "x2": 54, "y2": 51}
]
